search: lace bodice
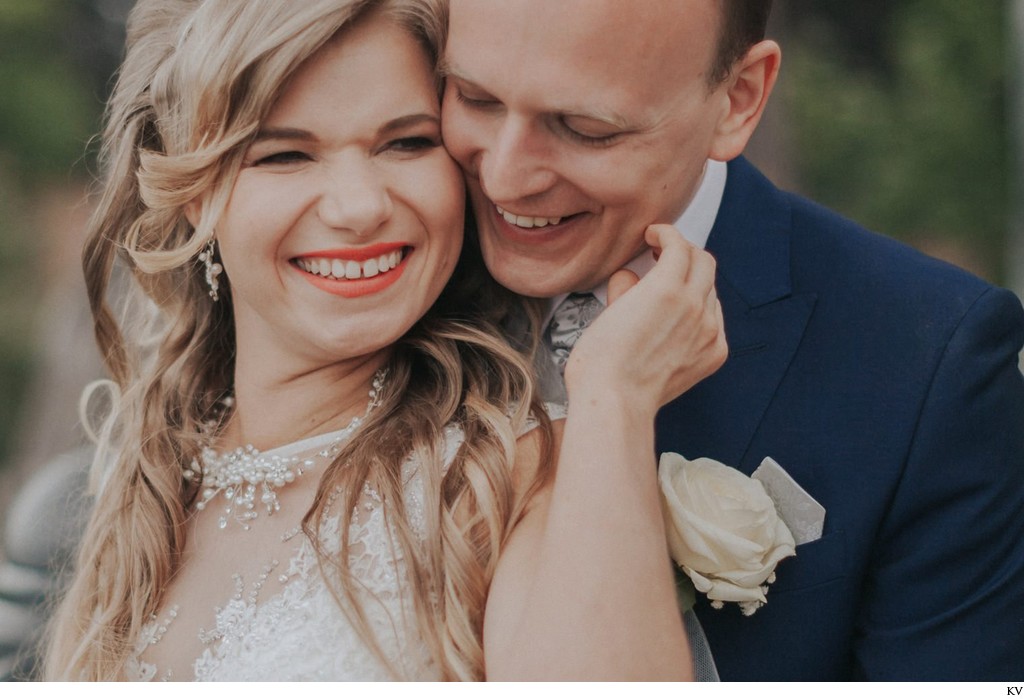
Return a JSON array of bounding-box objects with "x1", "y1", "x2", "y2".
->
[{"x1": 126, "y1": 424, "x2": 469, "y2": 682}]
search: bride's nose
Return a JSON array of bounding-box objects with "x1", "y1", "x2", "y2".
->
[{"x1": 317, "y1": 156, "x2": 393, "y2": 236}]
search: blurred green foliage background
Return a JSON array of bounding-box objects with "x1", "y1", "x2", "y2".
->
[
  {"x1": 0, "y1": 0, "x2": 127, "y2": 480},
  {"x1": 783, "y1": 0, "x2": 1011, "y2": 279},
  {"x1": 0, "y1": 0, "x2": 1019, "y2": 481}
]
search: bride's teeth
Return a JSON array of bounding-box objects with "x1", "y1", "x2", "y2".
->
[{"x1": 299, "y1": 248, "x2": 405, "y2": 281}]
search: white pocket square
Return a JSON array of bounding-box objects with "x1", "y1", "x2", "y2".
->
[{"x1": 751, "y1": 457, "x2": 825, "y2": 546}]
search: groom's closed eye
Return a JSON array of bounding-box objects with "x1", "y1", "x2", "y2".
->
[
  {"x1": 555, "y1": 115, "x2": 625, "y2": 147},
  {"x1": 452, "y1": 87, "x2": 501, "y2": 111}
]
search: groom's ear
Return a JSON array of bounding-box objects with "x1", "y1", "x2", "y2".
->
[{"x1": 708, "y1": 40, "x2": 781, "y2": 162}]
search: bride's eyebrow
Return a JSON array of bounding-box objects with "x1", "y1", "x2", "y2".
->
[
  {"x1": 376, "y1": 113, "x2": 440, "y2": 139},
  {"x1": 250, "y1": 115, "x2": 438, "y2": 145},
  {"x1": 252, "y1": 126, "x2": 314, "y2": 143}
]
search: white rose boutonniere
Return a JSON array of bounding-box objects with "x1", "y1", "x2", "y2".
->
[{"x1": 658, "y1": 453, "x2": 796, "y2": 616}]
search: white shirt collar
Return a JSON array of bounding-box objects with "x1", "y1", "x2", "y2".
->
[{"x1": 545, "y1": 158, "x2": 727, "y2": 321}]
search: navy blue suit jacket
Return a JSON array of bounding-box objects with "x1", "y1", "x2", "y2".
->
[{"x1": 656, "y1": 157, "x2": 1024, "y2": 680}]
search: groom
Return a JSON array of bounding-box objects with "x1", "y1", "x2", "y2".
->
[{"x1": 441, "y1": 0, "x2": 1024, "y2": 681}]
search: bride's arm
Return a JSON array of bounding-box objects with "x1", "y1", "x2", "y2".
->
[{"x1": 484, "y1": 226, "x2": 726, "y2": 681}]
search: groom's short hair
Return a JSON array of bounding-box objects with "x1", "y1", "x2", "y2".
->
[{"x1": 712, "y1": 0, "x2": 774, "y2": 84}]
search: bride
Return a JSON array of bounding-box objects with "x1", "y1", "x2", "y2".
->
[{"x1": 45, "y1": 0, "x2": 725, "y2": 681}]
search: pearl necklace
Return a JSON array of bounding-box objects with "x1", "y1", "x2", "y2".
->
[{"x1": 185, "y1": 368, "x2": 387, "y2": 531}]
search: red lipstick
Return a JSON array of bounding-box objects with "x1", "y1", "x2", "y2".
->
[{"x1": 298, "y1": 241, "x2": 408, "y2": 261}]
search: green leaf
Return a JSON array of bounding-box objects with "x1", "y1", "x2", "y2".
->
[{"x1": 675, "y1": 567, "x2": 697, "y2": 614}]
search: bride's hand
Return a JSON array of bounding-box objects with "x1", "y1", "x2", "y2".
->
[{"x1": 563, "y1": 224, "x2": 728, "y2": 410}]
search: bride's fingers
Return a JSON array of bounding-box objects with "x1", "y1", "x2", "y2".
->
[
  {"x1": 645, "y1": 224, "x2": 711, "y2": 285},
  {"x1": 683, "y1": 242, "x2": 717, "y2": 290},
  {"x1": 644, "y1": 224, "x2": 684, "y2": 264},
  {"x1": 607, "y1": 269, "x2": 640, "y2": 306},
  {"x1": 705, "y1": 284, "x2": 718, "y2": 311}
]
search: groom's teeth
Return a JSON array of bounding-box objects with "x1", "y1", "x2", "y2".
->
[
  {"x1": 299, "y1": 249, "x2": 404, "y2": 281},
  {"x1": 495, "y1": 205, "x2": 562, "y2": 228}
]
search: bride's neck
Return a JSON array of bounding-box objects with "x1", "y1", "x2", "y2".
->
[{"x1": 220, "y1": 350, "x2": 390, "y2": 451}]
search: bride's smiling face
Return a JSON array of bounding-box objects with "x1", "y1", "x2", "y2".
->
[{"x1": 213, "y1": 13, "x2": 464, "y2": 368}]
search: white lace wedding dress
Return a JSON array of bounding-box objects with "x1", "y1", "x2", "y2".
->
[{"x1": 126, "y1": 423, "x2": 475, "y2": 681}]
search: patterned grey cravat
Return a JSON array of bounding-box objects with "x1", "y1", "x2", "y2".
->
[{"x1": 545, "y1": 292, "x2": 604, "y2": 375}]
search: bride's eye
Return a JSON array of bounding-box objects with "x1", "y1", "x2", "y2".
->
[
  {"x1": 254, "y1": 150, "x2": 311, "y2": 166},
  {"x1": 384, "y1": 136, "x2": 439, "y2": 155}
]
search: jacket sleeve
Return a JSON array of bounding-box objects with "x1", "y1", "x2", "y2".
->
[{"x1": 853, "y1": 286, "x2": 1024, "y2": 680}]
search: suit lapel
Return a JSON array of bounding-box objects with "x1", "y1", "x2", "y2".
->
[{"x1": 656, "y1": 158, "x2": 816, "y2": 473}]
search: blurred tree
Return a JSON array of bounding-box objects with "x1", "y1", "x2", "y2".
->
[
  {"x1": 1010, "y1": 0, "x2": 1024, "y2": 303},
  {"x1": 782, "y1": 0, "x2": 1008, "y2": 282},
  {"x1": 0, "y1": 2, "x2": 98, "y2": 178},
  {"x1": 0, "y1": 0, "x2": 127, "y2": 471},
  {"x1": 0, "y1": 171, "x2": 35, "y2": 476},
  {"x1": 787, "y1": 0, "x2": 899, "y2": 75}
]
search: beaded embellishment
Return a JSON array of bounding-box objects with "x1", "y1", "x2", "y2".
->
[{"x1": 185, "y1": 368, "x2": 387, "y2": 530}]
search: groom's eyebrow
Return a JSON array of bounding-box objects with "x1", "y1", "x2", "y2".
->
[
  {"x1": 441, "y1": 62, "x2": 637, "y2": 132},
  {"x1": 437, "y1": 56, "x2": 456, "y2": 79},
  {"x1": 438, "y1": 64, "x2": 486, "y2": 94},
  {"x1": 438, "y1": 58, "x2": 499, "y2": 95}
]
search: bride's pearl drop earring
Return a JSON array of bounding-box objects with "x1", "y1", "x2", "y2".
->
[{"x1": 199, "y1": 237, "x2": 223, "y2": 301}]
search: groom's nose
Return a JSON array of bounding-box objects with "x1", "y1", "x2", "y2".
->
[{"x1": 478, "y1": 116, "x2": 559, "y2": 204}]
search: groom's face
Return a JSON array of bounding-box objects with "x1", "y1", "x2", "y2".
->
[{"x1": 442, "y1": 0, "x2": 731, "y2": 298}]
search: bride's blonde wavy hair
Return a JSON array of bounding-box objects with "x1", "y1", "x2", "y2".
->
[{"x1": 45, "y1": 0, "x2": 551, "y2": 681}]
